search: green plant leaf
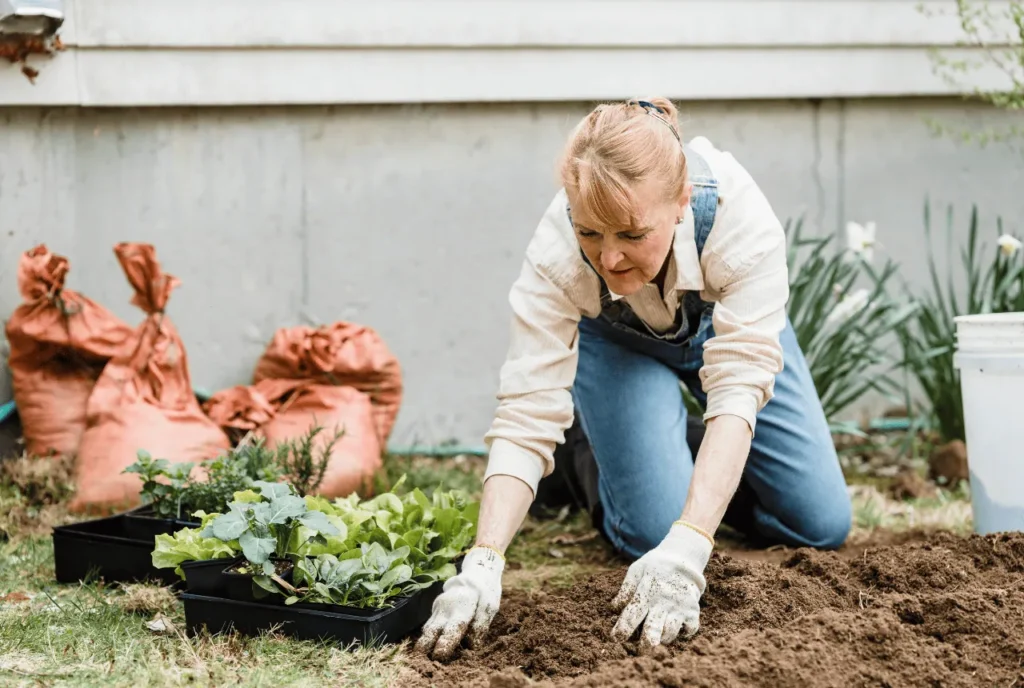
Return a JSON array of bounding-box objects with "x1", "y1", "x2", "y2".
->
[
  {"x1": 253, "y1": 480, "x2": 293, "y2": 500},
  {"x1": 209, "y1": 511, "x2": 249, "y2": 541},
  {"x1": 266, "y1": 495, "x2": 307, "y2": 524},
  {"x1": 363, "y1": 492, "x2": 404, "y2": 515},
  {"x1": 232, "y1": 489, "x2": 263, "y2": 504},
  {"x1": 239, "y1": 530, "x2": 276, "y2": 565},
  {"x1": 298, "y1": 509, "x2": 341, "y2": 537},
  {"x1": 253, "y1": 575, "x2": 279, "y2": 595}
]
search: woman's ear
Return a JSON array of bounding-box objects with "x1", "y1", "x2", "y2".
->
[{"x1": 677, "y1": 182, "x2": 693, "y2": 217}]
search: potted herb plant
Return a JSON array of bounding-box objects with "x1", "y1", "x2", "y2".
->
[{"x1": 122, "y1": 439, "x2": 289, "y2": 540}]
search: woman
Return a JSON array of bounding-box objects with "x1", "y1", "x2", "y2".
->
[{"x1": 416, "y1": 97, "x2": 852, "y2": 660}]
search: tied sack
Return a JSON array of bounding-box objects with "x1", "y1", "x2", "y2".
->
[
  {"x1": 252, "y1": 322, "x2": 403, "y2": 446},
  {"x1": 70, "y1": 243, "x2": 230, "y2": 513},
  {"x1": 203, "y1": 378, "x2": 382, "y2": 498},
  {"x1": 4, "y1": 244, "x2": 134, "y2": 458}
]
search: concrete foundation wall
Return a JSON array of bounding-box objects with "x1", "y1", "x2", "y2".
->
[{"x1": 1, "y1": 98, "x2": 1022, "y2": 448}]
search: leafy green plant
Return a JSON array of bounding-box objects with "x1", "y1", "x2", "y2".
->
[
  {"x1": 182, "y1": 439, "x2": 288, "y2": 515},
  {"x1": 893, "y1": 201, "x2": 1024, "y2": 442},
  {"x1": 150, "y1": 510, "x2": 241, "y2": 578},
  {"x1": 277, "y1": 477, "x2": 477, "y2": 609},
  {"x1": 123, "y1": 451, "x2": 195, "y2": 519},
  {"x1": 274, "y1": 424, "x2": 344, "y2": 497},
  {"x1": 122, "y1": 429, "x2": 337, "y2": 521},
  {"x1": 286, "y1": 545, "x2": 418, "y2": 609},
  {"x1": 785, "y1": 217, "x2": 918, "y2": 423},
  {"x1": 162, "y1": 473, "x2": 479, "y2": 609},
  {"x1": 682, "y1": 217, "x2": 918, "y2": 424},
  {"x1": 201, "y1": 481, "x2": 340, "y2": 578}
]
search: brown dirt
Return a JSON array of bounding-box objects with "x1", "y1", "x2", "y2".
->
[{"x1": 403, "y1": 531, "x2": 1024, "y2": 687}]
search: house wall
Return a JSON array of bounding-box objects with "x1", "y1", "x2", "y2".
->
[{"x1": 1, "y1": 1, "x2": 1020, "y2": 448}]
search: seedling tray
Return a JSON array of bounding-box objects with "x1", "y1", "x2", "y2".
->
[
  {"x1": 181, "y1": 580, "x2": 445, "y2": 646},
  {"x1": 52, "y1": 514, "x2": 181, "y2": 586},
  {"x1": 123, "y1": 505, "x2": 201, "y2": 542},
  {"x1": 222, "y1": 558, "x2": 295, "y2": 604},
  {"x1": 181, "y1": 556, "x2": 243, "y2": 597}
]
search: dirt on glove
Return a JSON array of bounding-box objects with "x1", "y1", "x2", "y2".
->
[{"x1": 403, "y1": 531, "x2": 1024, "y2": 687}]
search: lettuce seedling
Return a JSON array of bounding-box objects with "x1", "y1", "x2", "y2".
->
[
  {"x1": 273, "y1": 476, "x2": 480, "y2": 609},
  {"x1": 151, "y1": 510, "x2": 241, "y2": 578}
]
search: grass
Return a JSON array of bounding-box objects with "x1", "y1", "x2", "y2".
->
[
  {"x1": 849, "y1": 482, "x2": 973, "y2": 537},
  {"x1": 0, "y1": 530, "x2": 408, "y2": 687},
  {"x1": 0, "y1": 440, "x2": 975, "y2": 687}
]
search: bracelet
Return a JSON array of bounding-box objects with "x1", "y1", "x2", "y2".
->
[
  {"x1": 471, "y1": 543, "x2": 507, "y2": 561},
  {"x1": 673, "y1": 519, "x2": 716, "y2": 547}
]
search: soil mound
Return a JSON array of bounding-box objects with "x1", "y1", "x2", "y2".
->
[{"x1": 405, "y1": 532, "x2": 1024, "y2": 687}]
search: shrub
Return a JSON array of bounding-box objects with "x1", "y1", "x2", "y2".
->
[{"x1": 893, "y1": 202, "x2": 1024, "y2": 442}]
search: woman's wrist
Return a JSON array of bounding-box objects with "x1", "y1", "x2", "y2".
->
[
  {"x1": 472, "y1": 474, "x2": 534, "y2": 557},
  {"x1": 681, "y1": 414, "x2": 752, "y2": 539}
]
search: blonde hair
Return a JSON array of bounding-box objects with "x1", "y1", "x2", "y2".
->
[{"x1": 559, "y1": 97, "x2": 687, "y2": 229}]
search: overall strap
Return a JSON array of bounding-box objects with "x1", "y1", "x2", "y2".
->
[{"x1": 682, "y1": 144, "x2": 719, "y2": 261}]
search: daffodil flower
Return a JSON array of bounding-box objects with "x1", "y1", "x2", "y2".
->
[
  {"x1": 825, "y1": 288, "x2": 871, "y2": 326},
  {"x1": 845, "y1": 221, "x2": 877, "y2": 262},
  {"x1": 997, "y1": 233, "x2": 1022, "y2": 257}
]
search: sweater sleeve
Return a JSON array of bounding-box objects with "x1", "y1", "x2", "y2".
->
[
  {"x1": 696, "y1": 146, "x2": 789, "y2": 435},
  {"x1": 482, "y1": 252, "x2": 582, "y2": 497}
]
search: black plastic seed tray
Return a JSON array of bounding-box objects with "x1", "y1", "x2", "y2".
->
[
  {"x1": 181, "y1": 556, "x2": 243, "y2": 597},
  {"x1": 122, "y1": 505, "x2": 201, "y2": 542},
  {"x1": 181, "y1": 580, "x2": 445, "y2": 646},
  {"x1": 52, "y1": 513, "x2": 180, "y2": 586}
]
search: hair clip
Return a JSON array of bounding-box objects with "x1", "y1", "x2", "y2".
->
[
  {"x1": 631, "y1": 99, "x2": 665, "y2": 114},
  {"x1": 626, "y1": 99, "x2": 680, "y2": 141}
]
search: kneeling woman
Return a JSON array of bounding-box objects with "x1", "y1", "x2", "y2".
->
[{"x1": 416, "y1": 97, "x2": 852, "y2": 660}]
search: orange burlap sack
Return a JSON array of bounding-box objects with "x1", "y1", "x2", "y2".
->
[
  {"x1": 4, "y1": 244, "x2": 135, "y2": 458},
  {"x1": 203, "y1": 378, "x2": 382, "y2": 498},
  {"x1": 252, "y1": 322, "x2": 402, "y2": 446},
  {"x1": 69, "y1": 243, "x2": 231, "y2": 513}
]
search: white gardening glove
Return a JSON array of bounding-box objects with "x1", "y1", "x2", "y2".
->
[
  {"x1": 415, "y1": 545, "x2": 505, "y2": 660},
  {"x1": 610, "y1": 521, "x2": 714, "y2": 649}
]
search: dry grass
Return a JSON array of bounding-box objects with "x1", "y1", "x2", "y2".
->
[
  {"x1": 0, "y1": 452, "x2": 75, "y2": 503},
  {"x1": 115, "y1": 584, "x2": 178, "y2": 616},
  {"x1": 0, "y1": 452, "x2": 77, "y2": 541},
  {"x1": 848, "y1": 481, "x2": 973, "y2": 538}
]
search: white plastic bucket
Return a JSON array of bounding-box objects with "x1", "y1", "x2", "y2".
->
[{"x1": 953, "y1": 312, "x2": 1024, "y2": 535}]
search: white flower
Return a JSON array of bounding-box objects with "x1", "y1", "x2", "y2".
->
[
  {"x1": 845, "y1": 221, "x2": 877, "y2": 262},
  {"x1": 998, "y1": 234, "x2": 1022, "y2": 257},
  {"x1": 825, "y1": 288, "x2": 871, "y2": 326}
]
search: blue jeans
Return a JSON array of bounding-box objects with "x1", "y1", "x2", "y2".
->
[{"x1": 571, "y1": 318, "x2": 852, "y2": 559}]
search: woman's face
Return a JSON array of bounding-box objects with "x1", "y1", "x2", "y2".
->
[{"x1": 569, "y1": 177, "x2": 690, "y2": 296}]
